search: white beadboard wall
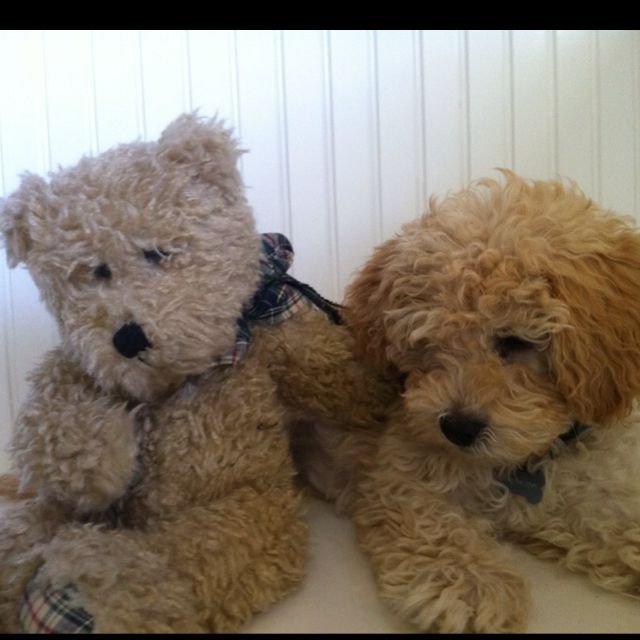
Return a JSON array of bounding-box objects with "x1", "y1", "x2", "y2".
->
[{"x1": 0, "y1": 30, "x2": 638, "y2": 470}]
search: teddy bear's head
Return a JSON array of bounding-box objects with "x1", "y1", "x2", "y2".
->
[{"x1": 0, "y1": 114, "x2": 263, "y2": 401}]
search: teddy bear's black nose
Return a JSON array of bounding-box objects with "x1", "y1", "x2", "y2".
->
[
  {"x1": 439, "y1": 412, "x2": 487, "y2": 447},
  {"x1": 112, "y1": 322, "x2": 152, "y2": 359}
]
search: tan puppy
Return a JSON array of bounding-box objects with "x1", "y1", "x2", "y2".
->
[{"x1": 305, "y1": 171, "x2": 640, "y2": 632}]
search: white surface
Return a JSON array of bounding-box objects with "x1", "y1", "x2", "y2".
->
[
  {"x1": 246, "y1": 498, "x2": 640, "y2": 634},
  {"x1": 0, "y1": 495, "x2": 638, "y2": 632}
]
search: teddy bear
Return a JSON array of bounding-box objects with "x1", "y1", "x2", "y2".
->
[{"x1": 0, "y1": 113, "x2": 396, "y2": 632}]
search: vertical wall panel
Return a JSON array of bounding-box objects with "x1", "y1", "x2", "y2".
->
[
  {"x1": 1, "y1": 30, "x2": 639, "y2": 470},
  {"x1": 556, "y1": 30, "x2": 596, "y2": 194},
  {"x1": 512, "y1": 30, "x2": 554, "y2": 179},
  {"x1": 329, "y1": 29, "x2": 378, "y2": 291},
  {"x1": 597, "y1": 30, "x2": 636, "y2": 214},
  {"x1": 0, "y1": 31, "x2": 59, "y2": 442},
  {"x1": 186, "y1": 31, "x2": 236, "y2": 127},
  {"x1": 467, "y1": 30, "x2": 512, "y2": 181},
  {"x1": 376, "y1": 30, "x2": 423, "y2": 238},
  {"x1": 422, "y1": 30, "x2": 467, "y2": 198},
  {"x1": 281, "y1": 30, "x2": 337, "y2": 298},
  {"x1": 234, "y1": 30, "x2": 288, "y2": 236},
  {"x1": 42, "y1": 30, "x2": 96, "y2": 165},
  {"x1": 91, "y1": 30, "x2": 142, "y2": 151},
  {"x1": 0, "y1": 253, "x2": 10, "y2": 469},
  {"x1": 635, "y1": 31, "x2": 640, "y2": 218},
  {"x1": 139, "y1": 30, "x2": 190, "y2": 140},
  {"x1": 0, "y1": 32, "x2": 49, "y2": 191},
  {"x1": 0, "y1": 99, "x2": 12, "y2": 469}
]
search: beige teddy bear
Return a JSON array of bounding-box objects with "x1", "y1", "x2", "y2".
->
[{"x1": 0, "y1": 113, "x2": 395, "y2": 632}]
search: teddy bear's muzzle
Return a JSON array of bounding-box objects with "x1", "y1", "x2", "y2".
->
[{"x1": 112, "y1": 322, "x2": 153, "y2": 359}]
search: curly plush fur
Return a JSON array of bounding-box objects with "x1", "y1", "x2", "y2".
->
[
  {"x1": 300, "y1": 170, "x2": 640, "y2": 632},
  {"x1": 0, "y1": 114, "x2": 395, "y2": 632}
]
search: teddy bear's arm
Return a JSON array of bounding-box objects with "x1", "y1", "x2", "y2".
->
[
  {"x1": 9, "y1": 348, "x2": 140, "y2": 513},
  {"x1": 256, "y1": 308, "x2": 401, "y2": 429}
]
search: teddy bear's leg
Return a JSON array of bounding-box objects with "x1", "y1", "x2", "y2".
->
[
  {"x1": 156, "y1": 484, "x2": 308, "y2": 632},
  {"x1": 351, "y1": 430, "x2": 530, "y2": 633},
  {"x1": 17, "y1": 524, "x2": 203, "y2": 633},
  {"x1": 207, "y1": 491, "x2": 309, "y2": 631},
  {"x1": 18, "y1": 484, "x2": 307, "y2": 633},
  {"x1": 0, "y1": 498, "x2": 68, "y2": 631}
]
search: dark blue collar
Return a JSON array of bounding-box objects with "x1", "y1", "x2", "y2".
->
[{"x1": 499, "y1": 421, "x2": 590, "y2": 504}]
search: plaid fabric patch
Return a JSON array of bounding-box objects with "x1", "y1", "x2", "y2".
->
[
  {"x1": 20, "y1": 574, "x2": 94, "y2": 633},
  {"x1": 216, "y1": 233, "x2": 341, "y2": 366}
]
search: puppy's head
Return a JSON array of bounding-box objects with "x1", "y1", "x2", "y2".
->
[
  {"x1": 344, "y1": 170, "x2": 640, "y2": 466},
  {"x1": 1, "y1": 113, "x2": 262, "y2": 401}
]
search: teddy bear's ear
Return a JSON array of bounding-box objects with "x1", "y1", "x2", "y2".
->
[
  {"x1": 158, "y1": 112, "x2": 245, "y2": 200},
  {"x1": 0, "y1": 173, "x2": 48, "y2": 267},
  {"x1": 343, "y1": 236, "x2": 402, "y2": 374},
  {"x1": 546, "y1": 213, "x2": 640, "y2": 425}
]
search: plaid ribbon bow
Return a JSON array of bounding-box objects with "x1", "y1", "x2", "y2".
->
[{"x1": 215, "y1": 232, "x2": 342, "y2": 367}]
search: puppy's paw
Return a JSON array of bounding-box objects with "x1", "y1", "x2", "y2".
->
[
  {"x1": 595, "y1": 527, "x2": 640, "y2": 595},
  {"x1": 556, "y1": 526, "x2": 640, "y2": 596},
  {"x1": 386, "y1": 560, "x2": 530, "y2": 633},
  {"x1": 620, "y1": 528, "x2": 640, "y2": 572}
]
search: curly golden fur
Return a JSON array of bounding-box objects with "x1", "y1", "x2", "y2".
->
[
  {"x1": 301, "y1": 170, "x2": 640, "y2": 632},
  {"x1": 0, "y1": 114, "x2": 395, "y2": 632}
]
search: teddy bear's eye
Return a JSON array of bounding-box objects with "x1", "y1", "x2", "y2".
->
[
  {"x1": 143, "y1": 248, "x2": 170, "y2": 265},
  {"x1": 93, "y1": 263, "x2": 112, "y2": 280},
  {"x1": 495, "y1": 335, "x2": 535, "y2": 359}
]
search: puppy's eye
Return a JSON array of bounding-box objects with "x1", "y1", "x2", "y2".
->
[
  {"x1": 495, "y1": 335, "x2": 535, "y2": 359},
  {"x1": 93, "y1": 264, "x2": 112, "y2": 280},
  {"x1": 143, "y1": 248, "x2": 170, "y2": 264}
]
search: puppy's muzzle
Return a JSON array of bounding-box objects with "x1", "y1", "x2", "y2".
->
[
  {"x1": 439, "y1": 412, "x2": 487, "y2": 447},
  {"x1": 113, "y1": 322, "x2": 152, "y2": 359}
]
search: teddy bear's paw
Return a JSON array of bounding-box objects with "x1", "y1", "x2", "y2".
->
[
  {"x1": 384, "y1": 559, "x2": 530, "y2": 633},
  {"x1": 0, "y1": 552, "x2": 44, "y2": 632},
  {"x1": 11, "y1": 364, "x2": 142, "y2": 515}
]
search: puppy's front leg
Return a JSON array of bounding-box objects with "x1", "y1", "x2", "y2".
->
[{"x1": 354, "y1": 432, "x2": 530, "y2": 632}]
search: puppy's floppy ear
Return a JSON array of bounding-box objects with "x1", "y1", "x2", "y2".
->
[
  {"x1": 547, "y1": 214, "x2": 640, "y2": 425},
  {"x1": 343, "y1": 236, "x2": 401, "y2": 373},
  {"x1": 158, "y1": 112, "x2": 245, "y2": 201},
  {"x1": 0, "y1": 173, "x2": 48, "y2": 267}
]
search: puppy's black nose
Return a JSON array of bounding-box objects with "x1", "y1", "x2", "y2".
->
[
  {"x1": 439, "y1": 412, "x2": 487, "y2": 447},
  {"x1": 112, "y1": 322, "x2": 152, "y2": 358}
]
